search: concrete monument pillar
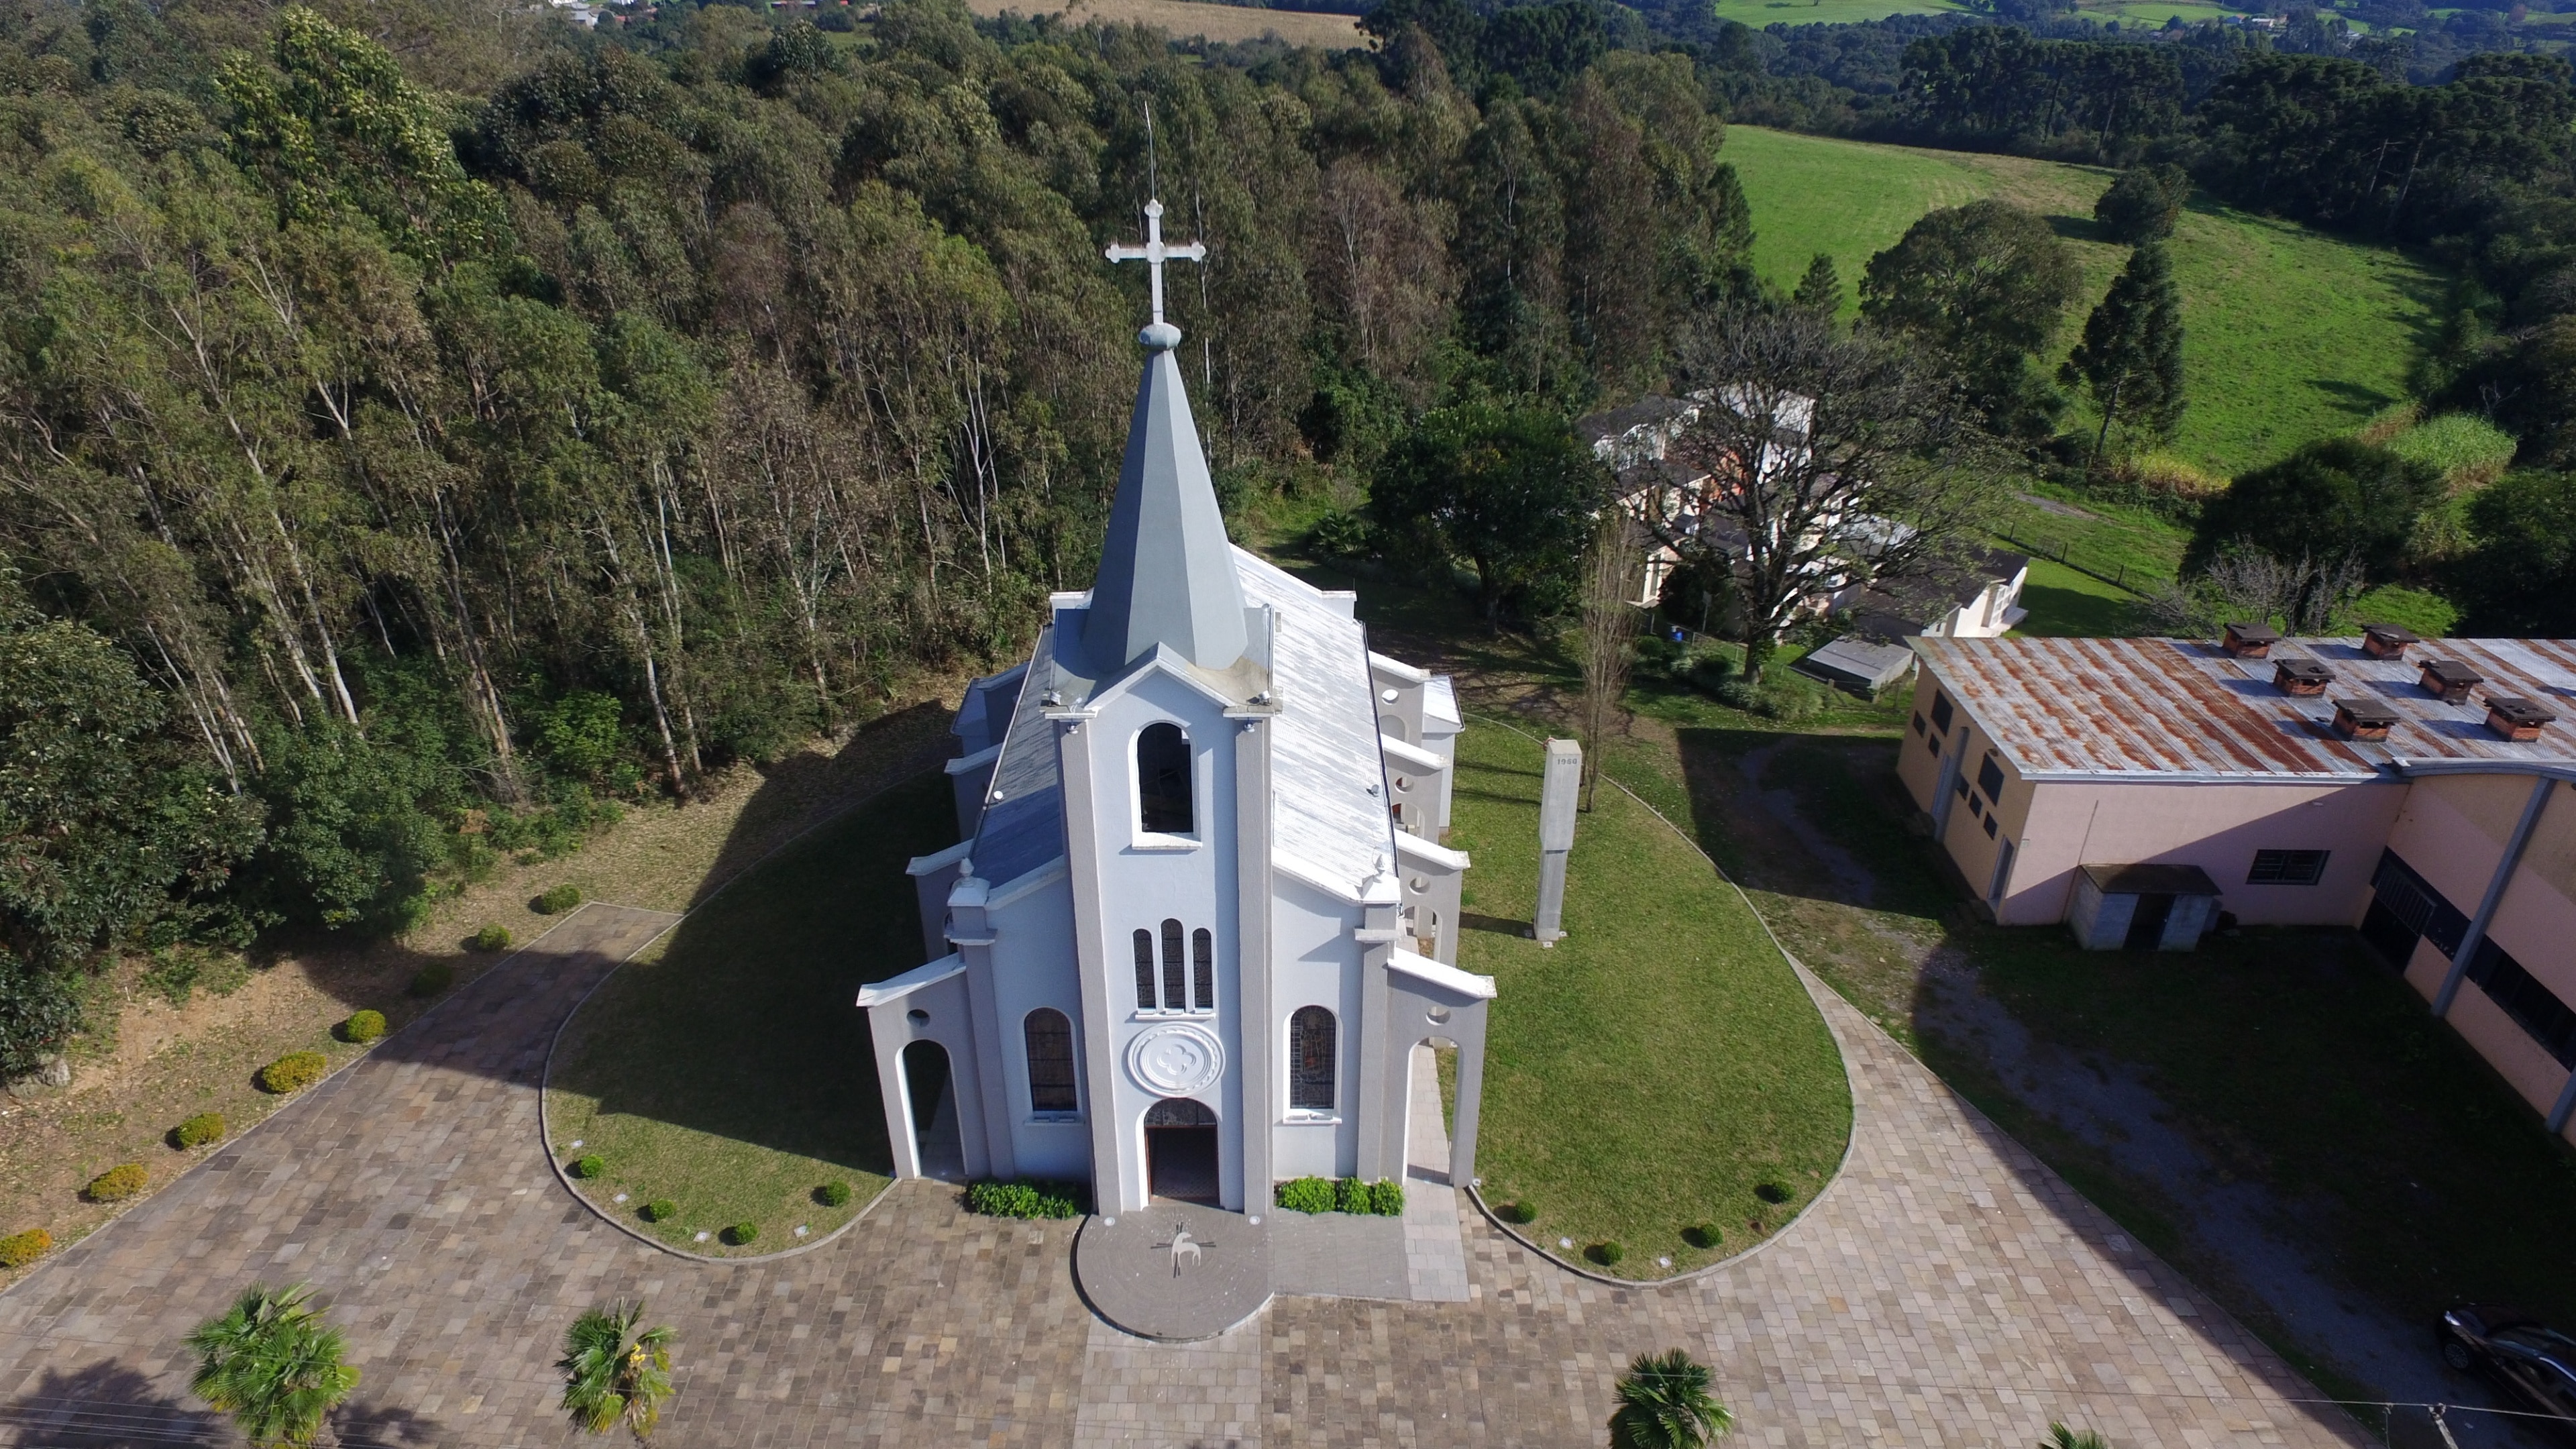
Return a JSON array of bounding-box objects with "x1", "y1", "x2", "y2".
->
[{"x1": 1532, "y1": 738, "x2": 1580, "y2": 946}]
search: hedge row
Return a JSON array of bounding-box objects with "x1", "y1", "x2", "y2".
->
[
  {"x1": 1273, "y1": 1177, "x2": 1403, "y2": 1216},
  {"x1": 965, "y1": 1179, "x2": 1085, "y2": 1219}
]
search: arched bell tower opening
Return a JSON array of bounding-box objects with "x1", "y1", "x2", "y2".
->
[{"x1": 1143, "y1": 1097, "x2": 1220, "y2": 1203}]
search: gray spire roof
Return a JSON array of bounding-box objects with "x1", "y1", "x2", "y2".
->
[{"x1": 1082, "y1": 327, "x2": 1248, "y2": 676}]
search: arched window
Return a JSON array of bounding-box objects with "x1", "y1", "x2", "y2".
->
[
  {"x1": 1161, "y1": 918, "x2": 1185, "y2": 1011},
  {"x1": 1137, "y1": 723, "x2": 1193, "y2": 834},
  {"x1": 1191, "y1": 928, "x2": 1214, "y2": 1012},
  {"x1": 1289, "y1": 1006, "x2": 1336, "y2": 1112},
  {"x1": 1132, "y1": 929, "x2": 1156, "y2": 1010},
  {"x1": 1024, "y1": 1009, "x2": 1077, "y2": 1115}
]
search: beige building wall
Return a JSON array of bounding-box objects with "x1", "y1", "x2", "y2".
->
[
  {"x1": 2000, "y1": 779, "x2": 2402, "y2": 927},
  {"x1": 2388, "y1": 774, "x2": 2533, "y2": 914}
]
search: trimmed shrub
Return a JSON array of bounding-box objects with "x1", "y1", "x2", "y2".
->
[
  {"x1": 408, "y1": 963, "x2": 453, "y2": 998},
  {"x1": 722, "y1": 1222, "x2": 758, "y2": 1246},
  {"x1": 340, "y1": 1010, "x2": 386, "y2": 1044},
  {"x1": 965, "y1": 1179, "x2": 1083, "y2": 1219},
  {"x1": 1754, "y1": 1181, "x2": 1791, "y2": 1205},
  {"x1": 258, "y1": 1051, "x2": 328, "y2": 1093},
  {"x1": 170, "y1": 1113, "x2": 225, "y2": 1150},
  {"x1": 1366, "y1": 1179, "x2": 1405, "y2": 1216},
  {"x1": 0, "y1": 1228, "x2": 50, "y2": 1269},
  {"x1": 1682, "y1": 1223, "x2": 1722, "y2": 1250},
  {"x1": 1587, "y1": 1241, "x2": 1625, "y2": 1267},
  {"x1": 1274, "y1": 1177, "x2": 1336, "y2": 1215},
  {"x1": 571, "y1": 1155, "x2": 604, "y2": 1179},
  {"x1": 816, "y1": 1181, "x2": 853, "y2": 1207},
  {"x1": 641, "y1": 1199, "x2": 676, "y2": 1222},
  {"x1": 535, "y1": 883, "x2": 582, "y2": 914},
  {"x1": 83, "y1": 1163, "x2": 148, "y2": 1202},
  {"x1": 472, "y1": 924, "x2": 511, "y2": 953},
  {"x1": 1499, "y1": 1199, "x2": 1536, "y2": 1225},
  {"x1": 1334, "y1": 1176, "x2": 1367, "y2": 1214}
]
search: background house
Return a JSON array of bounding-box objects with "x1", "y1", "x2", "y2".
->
[{"x1": 1577, "y1": 397, "x2": 2025, "y2": 640}]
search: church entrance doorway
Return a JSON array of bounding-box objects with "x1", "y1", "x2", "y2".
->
[
  {"x1": 1143, "y1": 1097, "x2": 1219, "y2": 1203},
  {"x1": 902, "y1": 1040, "x2": 965, "y2": 1181}
]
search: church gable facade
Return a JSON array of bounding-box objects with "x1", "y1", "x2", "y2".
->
[{"x1": 860, "y1": 201, "x2": 1491, "y2": 1218}]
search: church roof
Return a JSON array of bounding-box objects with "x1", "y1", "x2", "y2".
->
[
  {"x1": 965, "y1": 551, "x2": 1401, "y2": 903},
  {"x1": 1236, "y1": 550, "x2": 1400, "y2": 902}
]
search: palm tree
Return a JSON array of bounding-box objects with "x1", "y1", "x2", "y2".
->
[
  {"x1": 184, "y1": 1283, "x2": 360, "y2": 1448},
  {"x1": 1609, "y1": 1348, "x2": 1733, "y2": 1449},
  {"x1": 2044, "y1": 1426, "x2": 2108, "y2": 1449},
  {"x1": 558, "y1": 1300, "x2": 676, "y2": 1441}
]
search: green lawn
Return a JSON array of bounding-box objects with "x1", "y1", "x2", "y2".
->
[
  {"x1": 1454, "y1": 720, "x2": 1852, "y2": 1276},
  {"x1": 2010, "y1": 557, "x2": 2141, "y2": 637},
  {"x1": 1721, "y1": 125, "x2": 2446, "y2": 477},
  {"x1": 543, "y1": 772, "x2": 954, "y2": 1255}
]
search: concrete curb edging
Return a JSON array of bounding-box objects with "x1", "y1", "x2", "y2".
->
[
  {"x1": 534, "y1": 755, "x2": 952, "y2": 1266},
  {"x1": 1460, "y1": 711, "x2": 1865, "y2": 1290}
]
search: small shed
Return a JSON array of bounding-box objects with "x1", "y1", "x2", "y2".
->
[
  {"x1": 1793, "y1": 637, "x2": 1917, "y2": 695},
  {"x1": 2069, "y1": 863, "x2": 2222, "y2": 952}
]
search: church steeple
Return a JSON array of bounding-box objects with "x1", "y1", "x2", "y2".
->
[{"x1": 1083, "y1": 195, "x2": 1248, "y2": 677}]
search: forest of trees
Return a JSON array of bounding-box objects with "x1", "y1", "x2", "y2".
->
[{"x1": 5, "y1": 0, "x2": 2576, "y2": 1073}]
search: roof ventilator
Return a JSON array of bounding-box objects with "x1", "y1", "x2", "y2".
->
[
  {"x1": 2273, "y1": 658, "x2": 2332, "y2": 697},
  {"x1": 2420, "y1": 659, "x2": 2483, "y2": 705},
  {"x1": 2222, "y1": 621, "x2": 2279, "y2": 659},
  {"x1": 2485, "y1": 696, "x2": 2556, "y2": 743},
  {"x1": 2330, "y1": 698, "x2": 2400, "y2": 741},
  {"x1": 2361, "y1": 623, "x2": 2420, "y2": 661}
]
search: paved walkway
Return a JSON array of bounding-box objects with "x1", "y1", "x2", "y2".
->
[{"x1": 0, "y1": 905, "x2": 2368, "y2": 1448}]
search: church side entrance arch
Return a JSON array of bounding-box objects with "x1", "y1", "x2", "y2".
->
[
  {"x1": 1142, "y1": 1097, "x2": 1219, "y2": 1203},
  {"x1": 902, "y1": 1040, "x2": 965, "y2": 1182}
]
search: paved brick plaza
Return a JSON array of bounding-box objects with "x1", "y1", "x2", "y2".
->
[{"x1": 0, "y1": 903, "x2": 2366, "y2": 1448}]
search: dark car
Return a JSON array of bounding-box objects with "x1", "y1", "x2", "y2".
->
[{"x1": 2443, "y1": 1305, "x2": 2576, "y2": 1434}]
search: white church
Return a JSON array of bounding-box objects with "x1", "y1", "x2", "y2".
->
[{"x1": 858, "y1": 200, "x2": 1498, "y2": 1218}]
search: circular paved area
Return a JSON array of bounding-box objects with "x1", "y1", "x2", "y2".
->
[{"x1": 0, "y1": 902, "x2": 2368, "y2": 1448}]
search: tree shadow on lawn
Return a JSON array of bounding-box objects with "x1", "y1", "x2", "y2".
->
[
  {"x1": 214, "y1": 698, "x2": 960, "y2": 1076},
  {"x1": 541, "y1": 766, "x2": 959, "y2": 1175}
]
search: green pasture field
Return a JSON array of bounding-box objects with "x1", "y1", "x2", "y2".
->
[
  {"x1": 1719, "y1": 125, "x2": 2447, "y2": 478},
  {"x1": 1709, "y1": 0, "x2": 1960, "y2": 25}
]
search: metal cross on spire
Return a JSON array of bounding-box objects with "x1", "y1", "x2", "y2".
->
[{"x1": 1104, "y1": 104, "x2": 1203, "y2": 345}]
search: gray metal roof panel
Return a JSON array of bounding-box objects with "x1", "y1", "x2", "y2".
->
[
  {"x1": 1235, "y1": 548, "x2": 1399, "y2": 901},
  {"x1": 1082, "y1": 344, "x2": 1248, "y2": 676},
  {"x1": 1917, "y1": 635, "x2": 2576, "y2": 780}
]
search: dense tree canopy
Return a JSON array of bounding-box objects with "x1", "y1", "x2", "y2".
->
[
  {"x1": 1859, "y1": 199, "x2": 2079, "y2": 436},
  {"x1": 2189, "y1": 438, "x2": 2447, "y2": 584},
  {"x1": 1368, "y1": 401, "x2": 1602, "y2": 626}
]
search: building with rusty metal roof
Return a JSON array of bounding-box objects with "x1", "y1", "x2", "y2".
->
[{"x1": 1900, "y1": 631, "x2": 2576, "y2": 1147}]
